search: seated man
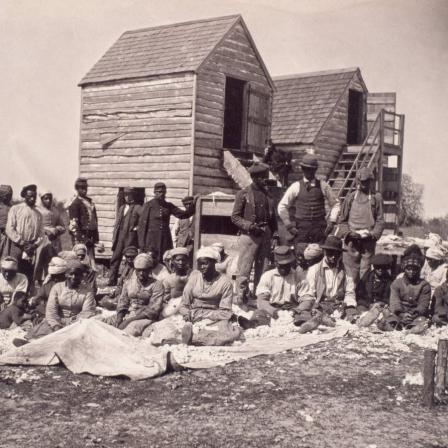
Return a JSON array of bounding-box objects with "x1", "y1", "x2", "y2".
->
[
  {"x1": 161, "y1": 247, "x2": 191, "y2": 317},
  {"x1": 432, "y1": 270, "x2": 448, "y2": 325},
  {"x1": 0, "y1": 291, "x2": 32, "y2": 329},
  {"x1": 380, "y1": 251, "x2": 431, "y2": 331},
  {"x1": 112, "y1": 253, "x2": 164, "y2": 337},
  {"x1": 256, "y1": 246, "x2": 306, "y2": 319},
  {"x1": 0, "y1": 256, "x2": 28, "y2": 311},
  {"x1": 356, "y1": 253, "x2": 393, "y2": 311},
  {"x1": 300, "y1": 236, "x2": 358, "y2": 321}
]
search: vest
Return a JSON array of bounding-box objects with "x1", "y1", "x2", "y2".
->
[
  {"x1": 295, "y1": 180, "x2": 326, "y2": 221},
  {"x1": 348, "y1": 191, "x2": 375, "y2": 230},
  {"x1": 315, "y1": 261, "x2": 346, "y2": 305}
]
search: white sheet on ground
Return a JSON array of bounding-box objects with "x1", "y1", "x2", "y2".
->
[{"x1": 0, "y1": 319, "x2": 168, "y2": 380}]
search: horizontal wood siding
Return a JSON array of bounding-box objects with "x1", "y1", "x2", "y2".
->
[
  {"x1": 79, "y1": 73, "x2": 193, "y2": 250},
  {"x1": 312, "y1": 72, "x2": 367, "y2": 180},
  {"x1": 193, "y1": 22, "x2": 272, "y2": 195}
]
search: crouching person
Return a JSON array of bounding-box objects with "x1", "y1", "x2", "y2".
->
[
  {"x1": 13, "y1": 260, "x2": 96, "y2": 346},
  {"x1": 378, "y1": 252, "x2": 431, "y2": 332},
  {"x1": 110, "y1": 253, "x2": 163, "y2": 337},
  {"x1": 179, "y1": 247, "x2": 241, "y2": 346},
  {"x1": 0, "y1": 291, "x2": 32, "y2": 329},
  {"x1": 300, "y1": 236, "x2": 358, "y2": 322},
  {"x1": 433, "y1": 270, "x2": 448, "y2": 325}
]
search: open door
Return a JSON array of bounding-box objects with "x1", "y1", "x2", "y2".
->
[{"x1": 245, "y1": 85, "x2": 271, "y2": 156}]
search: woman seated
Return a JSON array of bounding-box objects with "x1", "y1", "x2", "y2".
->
[
  {"x1": 106, "y1": 253, "x2": 164, "y2": 337},
  {"x1": 72, "y1": 244, "x2": 98, "y2": 295},
  {"x1": 178, "y1": 247, "x2": 241, "y2": 346},
  {"x1": 13, "y1": 260, "x2": 96, "y2": 346}
]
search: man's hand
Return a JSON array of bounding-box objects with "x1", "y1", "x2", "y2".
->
[
  {"x1": 401, "y1": 312, "x2": 415, "y2": 325},
  {"x1": 286, "y1": 225, "x2": 299, "y2": 236},
  {"x1": 249, "y1": 223, "x2": 264, "y2": 236}
]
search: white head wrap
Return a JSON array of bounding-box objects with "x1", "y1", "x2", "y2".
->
[
  {"x1": 48, "y1": 257, "x2": 68, "y2": 275},
  {"x1": 426, "y1": 247, "x2": 445, "y2": 261},
  {"x1": 424, "y1": 233, "x2": 443, "y2": 249},
  {"x1": 134, "y1": 253, "x2": 154, "y2": 269},
  {"x1": 196, "y1": 246, "x2": 220, "y2": 262},
  {"x1": 304, "y1": 244, "x2": 323, "y2": 261},
  {"x1": 1, "y1": 256, "x2": 18, "y2": 271}
]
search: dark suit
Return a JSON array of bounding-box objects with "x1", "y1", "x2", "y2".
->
[
  {"x1": 137, "y1": 198, "x2": 193, "y2": 262},
  {"x1": 109, "y1": 203, "x2": 141, "y2": 284},
  {"x1": 175, "y1": 217, "x2": 194, "y2": 249}
]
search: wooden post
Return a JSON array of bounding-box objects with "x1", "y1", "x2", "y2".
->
[
  {"x1": 435, "y1": 339, "x2": 448, "y2": 400},
  {"x1": 422, "y1": 349, "x2": 437, "y2": 408}
]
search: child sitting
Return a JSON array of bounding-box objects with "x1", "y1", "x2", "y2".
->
[{"x1": 0, "y1": 291, "x2": 32, "y2": 329}]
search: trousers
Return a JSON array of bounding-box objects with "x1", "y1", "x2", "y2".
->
[
  {"x1": 343, "y1": 237, "x2": 376, "y2": 285},
  {"x1": 293, "y1": 219, "x2": 326, "y2": 245}
]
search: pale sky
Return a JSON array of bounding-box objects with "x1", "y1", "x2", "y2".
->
[{"x1": 1, "y1": 0, "x2": 447, "y2": 216}]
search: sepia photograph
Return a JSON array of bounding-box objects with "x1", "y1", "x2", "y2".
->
[{"x1": 0, "y1": 0, "x2": 447, "y2": 446}]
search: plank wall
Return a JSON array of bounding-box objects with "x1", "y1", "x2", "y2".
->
[
  {"x1": 79, "y1": 73, "x2": 194, "y2": 251},
  {"x1": 193, "y1": 22, "x2": 272, "y2": 195}
]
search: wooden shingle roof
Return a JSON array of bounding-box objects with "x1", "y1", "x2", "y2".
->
[
  {"x1": 271, "y1": 68, "x2": 364, "y2": 145},
  {"x1": 79, "y1": 15, "x2": 241, "y2": 86}
]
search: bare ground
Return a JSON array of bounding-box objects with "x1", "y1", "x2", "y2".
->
[{"x1": 1, "y1": 334, "x2": 447, "y2": 448}]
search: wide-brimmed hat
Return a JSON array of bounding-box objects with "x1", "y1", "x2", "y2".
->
[
  {"x1": 371, "y1": 253, "x2": 393, "y2": 267},
  {"x1": 248, "y1": 162, "x2": 269, "y2": 176},
  {"x1": 274, "y1": 246, "x2": 295, "y2": 265},
  {"x1": 320, "y1": 236, "x2": 346, "y2": 252},
  {"x1": 357, "y1": 167, "x2": 374, "y2": 181},
  {"x1": 300, "y1": 154, "x2": 318, "y2": 169}
]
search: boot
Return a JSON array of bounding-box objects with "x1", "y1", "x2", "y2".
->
[
  {"x1": 320, "y1": 313, "x2": 336, "y2": 327},
  {"x1": 298, "y1": 312, "x2": 322, "y2": 334},
  {"x1": 12, "y1": 338, "x2": 29, "y2": 347},
  {"x1": 358, "y1": 303, "x2": 382, "y2": 328}
]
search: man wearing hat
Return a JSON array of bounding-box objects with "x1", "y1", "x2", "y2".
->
[
  {"x1": 108, "y1": 188, "x2": 142, "y2": 286},
  {"x1": 172, "y1": 196, "x2": 195, "y2": 252},
  {"x1": 382, "y1": 251, "x2": 431, "y2": 331},
  {"x1": 356, "y1": 253, "x2": 393, "y2": 312},
  {"x1": 231, "y1": 162, "x2": 277, "y2": 291},
  {"x1": 68, "y1": 177, "x2": 99, "y2": 266},
  {"x1": 278, "y1": 153, "x2": 340, "y2": 246},
  {"x1": 299, "y1": 236, "x2": 357, "y2": 320},
  {"x1": 337, "y1": 167, "x2": 385, "y2": 284},
  {"x1": 138, "y1": 183, "x2": 196, "y2": 262},
  {"x1": 255, "y1": 245, "x2": 306, "y2": 319},
  {"x1": 5, "y1": 184, "x2": 44, "y2": 282}
]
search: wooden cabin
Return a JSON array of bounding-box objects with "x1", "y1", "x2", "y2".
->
[
  {"x1": 271, "y1": 68, "x2": 404, "y2": 230},
  {"x1": 78, "y1": 15, "x2": 274, "y2": 256}
]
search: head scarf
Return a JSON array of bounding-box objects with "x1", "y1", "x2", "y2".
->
[
  {"x1": 211, "y1": 242, "x2": 225, "y2": 252},
  {"x1": 134, "y1": 253, "x2": 154, "y2": 269},
  {"x1": 196, "y1": 246, "x2": 220, "y2": 262},
  {"x1": 48, "y1": 257, "x2": 68, "y2": 275},
  {"x1": 424, "y1": 233, "x2": 443, "y2": 249},
  {"x1": 304, "y1": 244, "x2": 323, "y2": 261},
  {"x1": 170, "y1": 247, "x2": 190, "y2": 257},
  {"x1": 58, "y1": 251, "x2": 78, "y2": 261},
  {"x1": 1, "y1": 256, "x2": 18, "y2": 271},
  {"x1": 426, "y1": 247, "x2": 445, "y2": 261},
  {"x1": 39, "y1": 188, "x2": 52, "y2": 198},
  {"x1": 73, "y1": 243, "x2": 88, "y2": 255}
]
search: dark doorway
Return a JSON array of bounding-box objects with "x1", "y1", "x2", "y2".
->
[
  {"x1": 116, "y1": 187, "x2": 145, "y2": 215},
  {"x1": 223, "y1": 77, "x2": 246, "y2": 150},
  {"x1": 347, "y1": 89, "x2": 364, "y2": 145}
]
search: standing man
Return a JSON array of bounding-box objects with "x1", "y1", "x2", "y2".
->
[
  {"x1": 68, "y1": 177, "x2": 99, "y2": 268},
  {"x1": 6, "y1": 184, "x2": 44, "y2": 282},
  {"x1": 38, "y1": 190, "x2": 66, "y2": 254},
  {"x1": 0, "y1": 185, "x2": 13, "y2": 259},
  {"x1": 108, "y1": 188, "x2": 141, "y2": 286},
  {"x1": 137, "y1": 183, "x2": 195, "y2": 262},
  {"x1": 277, "y1": 154, "x2": 340, "y2": 245},
  {"x1": 337, "y1": 167, "x2": 385, "y2": 284},
  {"x1": 231, "y1": 162, "x2": 277, "y2": 291},
  {"x1": 172, "y1": 195, "x2": 195, "y2": 251}
]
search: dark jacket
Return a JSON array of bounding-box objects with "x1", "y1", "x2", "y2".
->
[
  {"x1": 231, "y1": 184, "x2": 277, "y2": 235},
  {"x1": 356, "y1": 270, "x2": 392, "y2": 309},
  {"x1": 176, "y1": 218, "x2": 194, "y2": 248},
  {"x1": 433, "y1": 282, "x2": 448, "y2": 318},
  {"x1": 68, "y1": 196, "x2": 99, "y2": 245},
  {"x1": 112, "y1": 204, "x2": 141, "y2": 251},
  {"x1": 338, "y1": 190, "x2": 385, "y2": 240},
  {"x1": 137, "y1": 198, "x2": 193, "y2": 258},
  {"x1": 389, "y1": 276, "x2": 431, "y2": 316}
]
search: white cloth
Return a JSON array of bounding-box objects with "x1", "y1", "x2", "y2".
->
[{"x1": 0, "y1": 272, "x2": 28, "y2": 305}]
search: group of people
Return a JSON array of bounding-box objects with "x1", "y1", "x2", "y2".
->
[{"x1": 1, "y1": 154, "x2": 448, "y2": 349}]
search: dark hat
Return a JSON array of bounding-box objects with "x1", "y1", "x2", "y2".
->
[
  {"x1": 372, "y1": 253, "x2": 393, "y2": 267},
  {"x1": 154, "y1": 182, "x2": 166, "y2": 190},
  {"x1": 357, "y1": 167, "x2": 374, "y2": 181},
  {"x1": 403, "y1": 244, "x2": 423, "y2": 259},
  {"x1": 20, "y1": 184, "x2": 37, "y2": 198},
  {"x1": 248, "y1": 162, "x2": 269, "y2": 176},
  {"x1": 123, "y1": 246, "x2": 138, "y2": 257},
  {"x1": 320, "y1": 235, "x2": 345, "y2": 252},
  {"x1": 123, "y1": 187, "x2": 136, "y2": 194},
  {"x1": 274, "y1": 245, "x2": 295, "y2": 265},
  {"x1": 182, "y1": 196, "x2": 194, "y2": 203},
  {"x1": 0, "y1": 185, "x2": 12, "y2": 201},
  {"x1": 74, "y1": 177, "x2": 88, "y2": 188},
  {"x1": 300, "y1": 154, "x2": 319, "y2": 169}
]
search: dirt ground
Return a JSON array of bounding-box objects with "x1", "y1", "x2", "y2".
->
[{"x1": 1, "y1": 333, "x2": 447, "y2": 448}]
